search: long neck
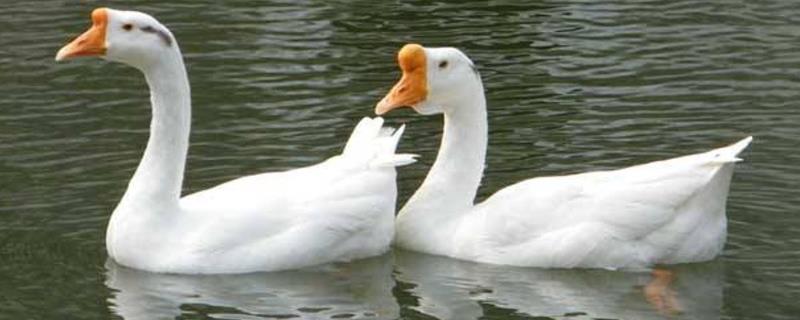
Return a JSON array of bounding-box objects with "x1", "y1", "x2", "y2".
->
[
  {"x1": 403, "y1": 80, "x2": 488, "y2": 217},
  {"x1": 120, "y1": 53, "x2": 191, "y2": 208}
]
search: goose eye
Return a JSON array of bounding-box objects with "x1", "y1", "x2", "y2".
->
[
  {"x1": 122, "y1": 24, "x2": 133, "y2": 31},
  {"x1": 438, "y1": 60, "x2": 448, "y2": 69}
]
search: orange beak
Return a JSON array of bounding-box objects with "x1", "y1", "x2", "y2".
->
[
  {"x1": 55, "y1": 8, "x2": 109, "y2": 61},
  {"x1": 375, "y1": 44, "x2": 428, "y2": 115}
]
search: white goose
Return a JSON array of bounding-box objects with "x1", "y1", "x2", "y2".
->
[
  {"x1": 55, "y1": 8, "x2": 414, "y2": 274},
  {"x1": 376, "y1": 44, "x2": 752, "y2": 269}
]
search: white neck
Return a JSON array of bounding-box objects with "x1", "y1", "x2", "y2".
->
[
  {"x1": 118, "y1": 51, "x2": 191, "y2": 210},
  {"x1": 400, "y1": 78, "x2": 488, "y2": 220}
]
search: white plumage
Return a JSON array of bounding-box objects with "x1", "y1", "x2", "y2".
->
[
  {"x1": 57, "y1": 8, "x2": 413, "y2": 274},
  {"x1": 451, "y1": 137, "x2": 750, "y2": 268},
  {"x1": 118, "y1": 117, "x2": 410, "y2": 273},
  {"x1": 376, "y1": 44, "x2": 751, "y2": 269}
]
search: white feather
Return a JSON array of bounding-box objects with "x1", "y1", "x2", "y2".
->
[
  {"x1": 60, "y1": 9, "x2": 414, "y2": 274},
  {"x1": 389, "y1": 45, "x2": 752, "y2": 269}
]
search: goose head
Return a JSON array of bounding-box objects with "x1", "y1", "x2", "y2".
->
[
  {"x1": 375, "y1": 44, "x2": 480, "y2": 116},
  {"x1": 56, "y1": 8, "x2": 177, "y2": 70}
]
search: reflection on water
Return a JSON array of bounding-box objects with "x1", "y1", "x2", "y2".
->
[
  {"x1": 394, "y1": 250, "x2": 723, "y2": 320},
  {"x1": 105, "y1": 255, "x2": 399, "y2": 319},
  {"x1": 105, "y1": 250, "x2": 723, "y2": 320},
  {"x1": 1, "y1": 0, "x2": 799, "y2": 319}
]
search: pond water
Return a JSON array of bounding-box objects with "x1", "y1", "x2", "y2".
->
[{"x1": 1, "y1": 1, "x2": 798, "y2": 319}]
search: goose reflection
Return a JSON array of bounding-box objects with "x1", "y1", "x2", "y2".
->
[
  {"x1": 393, "y1": 249, "x2": 723, "y2": 319},
  {"x1": 105, "y1": 254, "x2": 398, "y2": 319}
]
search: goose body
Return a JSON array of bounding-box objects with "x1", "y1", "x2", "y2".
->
[
  {"x1": 376, "y1": 44, "x2": 751, "y2": 269},
  {"x1": 107, "y1": 117, "x2": 409, "y2": 274},
  {"x1": 56, "y1": 8, "x2": 413, "y2": 274}
]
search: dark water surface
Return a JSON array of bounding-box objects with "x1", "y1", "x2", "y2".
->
[{"x1": 1, "y1": 1, "x2": 798, "y2": 319}]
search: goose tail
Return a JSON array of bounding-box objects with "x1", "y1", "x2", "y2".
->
[
  {"x1": 708, "y1": 136, "x2": 753, "y2": 164},
  {"x1": 342, "y1": 117, "x2": 417, "y2": 168}
]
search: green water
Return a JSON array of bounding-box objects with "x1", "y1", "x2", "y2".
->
[{"x1": 1, "y1": 1, "x2": 798, "y2": 319}]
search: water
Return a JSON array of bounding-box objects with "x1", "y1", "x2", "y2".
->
[{"x1": 1, "y1": 0, "x2": 798, "y2": 319}]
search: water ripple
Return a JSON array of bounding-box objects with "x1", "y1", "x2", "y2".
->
[{"x1": 1, "y1": 0, "x2": 798, "y2": 319}]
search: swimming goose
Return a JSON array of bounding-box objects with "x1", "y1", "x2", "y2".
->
[
  {"x1": 55, "y1": 8, "x2": 414, "y2": 274},
  {"x1": 376, "y1": 44, "x2": 751, "y2": 269}
]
